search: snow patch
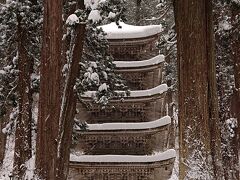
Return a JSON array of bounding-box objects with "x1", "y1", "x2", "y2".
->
[
  {"x1": 98, "y1": 83, "x2": 108, "y2": 92},
  {"x1": 114, "y1": 54, "x2": 165, "y2": 68},
  {"x1": 84, "y1": 0, "x2": 99, "y2": 9},
  {"x1": 84, "y1": 115, "x2": 171, "y2": 131},
  {"x1": 99, "y1": 22, "x2": 162, "y2": 39},
  {"x1": 108, "y1": 12, "x2": 116, "y2": 19},
  {"x1": 90, "y1": 72, "x2": 100, "y2": 84},
  {"x1": 83, "y1": 84, "x2": 168, "y2": 98},
  {"x1": 0, "y1": 70, "x2": 6, "y2": 75},
  {"x1": 88, "y1": 10, "x2": 102, "y2": 22},
  {"x1": 66, "y1": 14, "x2": 79, "y2": 25},
  {"x1": 0, "y1": 135, "x2": 15, "y2": 180},
  {"x1": 219, "y1": 20, "x2": 232, "y2": 31},
  {"x1": 24, "y1": 156, "x2": 35, "y2": 180}
]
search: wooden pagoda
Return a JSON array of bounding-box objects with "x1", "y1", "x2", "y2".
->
[{"x1": 68, "y1": 22, "x2": 175, "y2": 180}]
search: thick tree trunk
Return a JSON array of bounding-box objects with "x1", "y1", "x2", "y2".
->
[
  {"x1": 56, "y1": 1, "x2": 86, "y2": 179},
  {"x1": 35, "y1": 0, "x2": 62, "y2": 179},
  {"x1": 230, "y1": 3, "x2": 240, "y2": 179},
  {"x1": 13, "y1": 12, "x2": 33, "y2": 179},
  {"x1": 175, "y1": 0, "x2": 222, "y2": 179},
  {"x1": 56, "y1": 22, "x2": 86, "y2": 180},
  {"x1": 205, "y1": 1, "x2": 223, "y2": 178}
]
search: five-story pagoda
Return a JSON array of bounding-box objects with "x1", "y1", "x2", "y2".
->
[{"x1": 68, "y1": 22, "x2": 176, "y2": 180}]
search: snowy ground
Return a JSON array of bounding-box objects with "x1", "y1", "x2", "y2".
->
[
  {"x1": 169, "y1": 154, "x2": 179, "y2": 180},
  {"x1": 0, "y1": 135, "x2": 14, "y2": 180}
]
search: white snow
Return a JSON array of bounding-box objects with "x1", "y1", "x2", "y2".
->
[
  {"x1": 90, "y1": 72, "x2": 100, "y2": 84},
  {"x1": 98, "y1": 22, "x2": 162, "y2": 39},
  {"x1": 84, "y1": 116, "x2": 171, "y2": 131},
  {"x1": 125, "y1": 84, "x2": 168, "y2": 97},
  {"x1": 3, "y1": 65, "x2": 11, "y2": 71},
  {"x1": 108, "y1": 12, "x2": 116, "y2": 19},
  {"x1": 1, "y1": 122, "x2": 12, "y2": 134},
  {"x1": 84, "y1": 0, "x2": 99, "y2": 9},
  {"x1": 88, "y1": 9, "x2": 102, "y2": 22},
  {"x1": 219, "y1": 20, "x2": 232, "y2": 31},
  {"x1": 0, "y1": 70, "x2": 6, "y2": 75},
  {"x1": 83, "y1": 84, "x2": 168, "y2": 98},
  {"x1": 114, "y1": 54, "x2": 165, "y2": 68},
  {"x1": 70, "y1": 149, "x2": 176, "y2": 163},
  {"x1": 98, "y1": 83, "x2": 108, "y2": 92},
  {"x1": 66, "y1": 14, "x2": 79, "y2": 25},
  {"x1": 0, "y1": 135, "x2": 15, "y2": 180},
  {"x1": 90, "y1": 62, "x2": 97, "y2": 68},
  {"x1": 226, "y1": 118, "x2": 238, "y2": 138},
  {"x1": 232, "y1": 0, "x2": 240, "y2": 5},
  {"x1": 168, "y1": 153, "x2": 179, "y2": 180},
  {"x1": 24, "y1": 156, "x2": 35, "y2": 180}
]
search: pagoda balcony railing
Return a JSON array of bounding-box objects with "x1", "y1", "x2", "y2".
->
[
  {"x1": 108, "y1": 34, "x2": 160, "y2": 61},
  {"x1": 73, "y1": 116, "x2": 171, "y2": 155},
  {"x1": 76, "y1": 84, "x2": 168, "y2": 124},
  {"x1": 114, "y1": 54, "x2": 165, "y2": 90},
  {"x1": 68, "y1": 150, "x2": 176, "y2": 180}
]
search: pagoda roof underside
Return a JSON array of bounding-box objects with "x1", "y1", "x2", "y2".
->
[{"x1": 70, "y1": 149, "x2": 175, "y2": 163}]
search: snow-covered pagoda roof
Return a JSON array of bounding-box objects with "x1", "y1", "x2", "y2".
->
[
  {"x1": 114, "y1": 54, "x2": 165, "y2": 68},
  {"x1": 99, "y1": 22, "x2": 162, "y2": 39},
  {"x1": 82, "y1": 116, "x2": 170, "y2": 131},
  {"x1": 70, "y1": 149, "x2": 176, "y2": 163}
]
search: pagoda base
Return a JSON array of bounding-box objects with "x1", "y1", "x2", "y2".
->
[{"x1": 68, "y1": 150, "x2": 175, "y2": 180}]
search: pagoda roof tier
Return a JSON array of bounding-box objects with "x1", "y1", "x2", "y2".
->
[
  {"x1": 114, "y1": 54, "x2": 165, "y2": 70},
  {"x1": 73, "y1": 117, "x2": 170, "y2": 155},
  {"x1": 80, "y1": 116, "x2": 170, "y2": 131},
  {"x1": 70, "y1": 149, "x2": 175, "y2": 163},
  {"x1": 76, "y1": 85, "x2": 167, "y2": 123},
  {"x1": 83, "y1": 84, "x2": 168, "y2": 100},
  {"x1": 69, "y1": 151, "x2": 175, "y2": 179},
  {"x1": 113, "y1": 56, "x2": 165, "y2": 90},
  {"x1": 99, "y1": 22, "x2": 162, "y2": 40}
]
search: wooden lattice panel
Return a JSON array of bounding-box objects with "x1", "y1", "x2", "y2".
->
[
  {"x1": 74, "y1": 125, "x2": 169, "y2": 155},
  {"x1": 118, "y1": 67, "x2": 163, "y2": 90},
  {"x1": 108, "y1": 34, "x2": 159, "y2": 61},
  {"x1": 68, "y1": 158, "x2": 175, "y2": 180},
  {"x1": 76, "y1": 94, "x2": 166, "y2": 124}
]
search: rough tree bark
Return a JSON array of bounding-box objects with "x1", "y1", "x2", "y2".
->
[
  {"x1": 0, "y1": 116, "x2": 6, "y2": 164},
  {"x1": 56, "y1": 1, "x2": 86, "y2": 179},
  {"x1": 13, "y1": 10, "x2": 33, "y2": 179},
  {"x1": 175, "y1": 0, "x2": 222, "y2": 179},
  {"x1": 135, "y1": 0, "x2": 142, "y2": 25},
  {"x1": 35, "y1": 0, "x2": 62, "y2": 179},
  {"x1": 230, "y1": 2, "x2": 240, "y2": 179},
  {"x1": 36, "y1": 0, "x2": 87, "y2": 179}
]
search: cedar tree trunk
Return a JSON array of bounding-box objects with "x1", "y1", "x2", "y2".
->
[
  {"x1": 13, "y1": 11, "x2": 33, "y2": 179},
  {"x1": 35, "y1": 0, "x2": 62, "y2": 179},
  {"x1": 175, "y1": 0, "x2": 222, "y2": 179},
  {"x1": 56, "y1": 1, "x2": 86, "y2": 179},
  {"x1": 230, "y1": 2, "x2": 240, "y2": 179}
]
